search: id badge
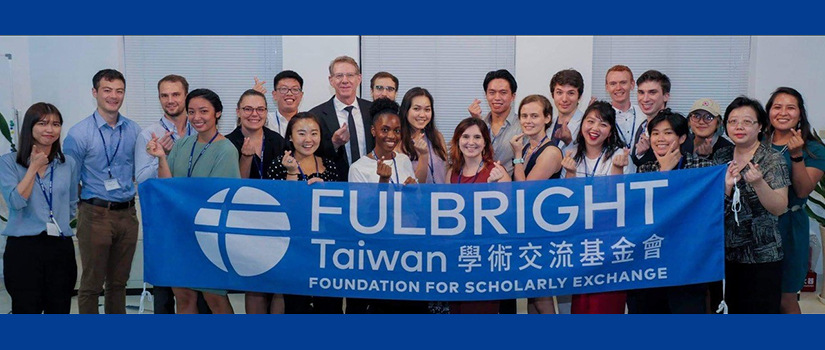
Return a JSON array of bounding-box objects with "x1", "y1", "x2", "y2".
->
[
  {"x1": 104, "y1": 178, "x2": 121, "y2": 191},
  {"x1": 46, "y1": 220, "x2": 62, "y2": 237}
]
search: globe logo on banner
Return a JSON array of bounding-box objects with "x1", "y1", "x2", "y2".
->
[{"x1": 193, "y1": 186, "x2": 290, "y2": 277}]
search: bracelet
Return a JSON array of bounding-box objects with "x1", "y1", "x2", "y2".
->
[
  {"x1": 512, "y1": 158, "x2": 525, "y2": 165},
  {"x1": 287, "y1": 172, "x2": 299, "y2": 176},
  {"x1": 791, "y1": 155, "x2": 804, "y2": 163},
  {"x1": 241, "y1": 152, "x2": 255, "y2": 157}
]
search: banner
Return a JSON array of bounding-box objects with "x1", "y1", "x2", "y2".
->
[{"x1": 140, "y1": 165, "x2": 725, "y2": 301}]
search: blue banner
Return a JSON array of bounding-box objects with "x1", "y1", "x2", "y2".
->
[{"x1": 139, "y1": 165, "x2": 725, "y2": 301}]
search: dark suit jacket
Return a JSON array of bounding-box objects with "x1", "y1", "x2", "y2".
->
[{"x1": 308, "y1": 96, "x2": 374, "y2": 180}]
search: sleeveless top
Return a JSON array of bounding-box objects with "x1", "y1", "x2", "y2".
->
[{"x1": 522, "y1": 142, "x2": 561, "y2": 179}]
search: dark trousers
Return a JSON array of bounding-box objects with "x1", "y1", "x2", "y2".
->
[
  {"x1": 626, "y1": 284, "x2": 708, "y2": 314},
  {"x1": 499, "y1": 299, "x2": 517, "y2": 314},
  {"x1": 725, "y1": 261, "x2": 782, "y2": 314},
  {"x1": 153, "y1": 286, "x2": 211, "y2": 314},
  {"x1": 3, "y1": 232, "x2": 77, "y2": 314}
]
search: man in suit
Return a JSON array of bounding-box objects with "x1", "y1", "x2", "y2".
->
[{"x1": 309, "y1": 55, "x2": 374, "y2": 181}]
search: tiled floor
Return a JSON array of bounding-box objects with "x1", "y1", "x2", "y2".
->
[{"x1": 2, "y1": 285, "x2": 825, "y2": 314}]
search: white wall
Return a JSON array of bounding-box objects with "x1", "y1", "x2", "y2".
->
[
  {"x1": 282, "y1": 36, "x2": 360, "y2": 110},
  {"x1": 751, "y1": 36, "x2": 825, "y2": 132},
  {"x1": 515, "y1": 36, "x2": 594, "y2": 111}
]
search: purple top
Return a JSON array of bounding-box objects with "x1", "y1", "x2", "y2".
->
[{"x1": 411, "y1": 134, "x2": 447, "y2": 184}]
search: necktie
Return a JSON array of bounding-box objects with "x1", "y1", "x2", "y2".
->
[{"x1": 345, "y1": 105, "x2": 360, "y2": 163}]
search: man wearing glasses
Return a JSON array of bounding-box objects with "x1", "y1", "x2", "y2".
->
[
  {"x1": 309, "y1": 55, "x2": 374, "y2": 183},
  {"x1": 683, "y1": 98, "x2": 731, "y2": 159},
  {"x1": 252, "y1": 70, "x2": 305, "y2": 136},
  {"x1": 370, "y1": 71, "x2": 399, "y2": 101}
]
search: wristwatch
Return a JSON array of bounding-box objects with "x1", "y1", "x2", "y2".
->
[
  {"x1": 791, "y1": 155, "x2": 804, "y2": 163},
  {"x1": 513, "y1": 158, "x2": 525, "y2": 165}
]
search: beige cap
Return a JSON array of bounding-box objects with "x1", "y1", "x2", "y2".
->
[{"x1": 689, "y1": 98, "x2": 721, "y2": 117}]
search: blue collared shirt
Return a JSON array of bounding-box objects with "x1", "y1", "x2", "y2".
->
[
  {"x1": 64, "y1": 110, "x2": 141, "y2": 202},
  {"x1": 135, "y1": 117, "x2": 195, "y2": 183},
  {"x1": 0, "y1": 153, "x2": 79, "y2": 237}
]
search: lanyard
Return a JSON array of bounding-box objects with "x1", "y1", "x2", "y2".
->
[
  {"x1": 297, "y1": 155, "x2": 320, "y2": 181},
  {"x1": 523, "y1": 135, "x2": 549, "y2": 164},
  {"x1": 615, "y1": 107, "x2": 637, "y2": 148},
  {"x1": 584, "y1": 149, "x2": 606, "y2": 177},
  {"x1": 373, "y1": 150, "x2": 399, "y2": 184},
  {"x1": 93, "y1": 113, "x2": 122, "y2": 179},
  {"x1": 160, "y1": 118, "x2": 191, "y2": 142},
  {"x1": 675, "y1": 156, "x2": 685, "y2": 170},
  {"x1": 35, "y1": 162, "x2": 55, "y2": 219},
  {"x1": 422, "y1": 135, "x2": 435, "y2": 183},
  {"x1": 188, "y1": 132, "x2": 219, "y2": 177},
  {"x1": 274, "y1": 110, "x2": 283, "y2": 134},
  {"x1": 458, "y1": 161, "x2": 484, "y2": 184},
  {"x1": 252, "y1": 135, "x2": 266, "y2": 179},
  {"x1": 36, "y1": 162, "x2": 64, "y2": 237}
]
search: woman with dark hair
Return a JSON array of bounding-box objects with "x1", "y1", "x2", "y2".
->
[
  {"x1": 398, "y1": 87, "x2": 448, "y2": 184},
  {"x1": 763, "y1": 87, "x2": 825, "y2": 314},
  {"x1": 685, "y1": 98, "x2": 732, "y2": 159},
  {"x1": 266, "y1": 112, "x2": 341, "y2": 314},
  {"x1": 146, "y1": 88, "x2": 240, "y2": 314},
  {"x1": 509, "y1": 94, "x2": 562, "y2": 314},
  {"x1": 713, "y1": 96, "x2": 789, "y2": 314},
  {"x1": 447, "y1": 117, "x2": 511, "y2": 314},
  {"x1": 626, "y1": 109, "x2": 715, "y2": 314},
  {"x1": 560, "y1": 101, "x2": 628, "y2": 314},
  {"x1": 225, "y1": 89, "x2": 287, "y2": 314},
  {"x1": 1, "y1": 102, "x2": 79, "y2": 313}
]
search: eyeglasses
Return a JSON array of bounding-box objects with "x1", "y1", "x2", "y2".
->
[
  {"x1": 726, "y1": 119, "x2": 758, "y2": 128},
  {"x1": 689, "y1": 111, "x2": 716, "y2": 123},
  {"x1": 276, "y1": 86, "x2": 302, "y2": 95},
  {"x1": 332, "y1": 73, "x2": 358, "y2": 81},
  {"x1": 373, "y1": 85, "x2": 397, "y2": 93},
  {"x1": 240, "y1": 106, "x2": 268, "y2": 115}
]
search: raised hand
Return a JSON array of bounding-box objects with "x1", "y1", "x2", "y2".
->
[
  {"x1": 145, "y1": 132, "x2": 167, "y2": 159},
  {"x1": 656, "y1": 142, "x2": 682, "y2": 171},
  {"x1": 30, "y1": 144, "x2": 49, "y2": 170},
  {"x1": 468, "y1": 99, "x2": 482, "y2": 119},
  {"x1": 487, "y1": 161, "x2": 508, "y2": 183},
  {"x1": 281, "y1": 150, "x2": 298, "y2": 173},
  {"x1": 725, "y1": 160, "x2": 743, "y2": 192},
  {"x1": 403, "y1": 176, "x2": 417, "y2": 185},
  {"x1": 635, "y1": 133, "x2": 650, "y2": 155},
  {"x1": 253, "y1": 76, "x2": 267, "y2": 95},
  {"x1": 510, "y1": 132, "x2": 525, "y2": 154},
  {"x1": 742, "y1": 161, "x2": 763, "y2": 184},
  {"x1": 554, "y1": 122, "x2": 573, "y2": 145},
  {"x1": 561, "y1": 150, "x2": 577, "y2": 174},
  {"x1": 376, "y1": 156, "x2": 392, "y2": 182},
  {"x1": 613, "y1": 147, "x2": 630, "y2": 169},
  {"x1": 412, "y1": 131, "x2": 428, "y2": 156},
  {"x1": 332, "y1": 122, "x2": 350, "y2": 148},
  {"x1": 307, "y1": 177, "x2": 324, "y2": 185},
  {"x1": 241, "y1": 137, "x2": 261, "y2": 157},
  {"x1": 158, "y1": 131, "x2": 175, "y2": 154},
  {"x1": 788, "y1": 128, "x2": 805, "y2": 158},
  {"x1": 694, "y1": 136, "x2": 713, "y2": 157}
]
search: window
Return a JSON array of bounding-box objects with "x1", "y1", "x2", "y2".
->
[
  {"x1": 592, "y1": 36, "x2": 750, "y2": 115},
  {"x1": 361, "y1": 36, "x2": 516, "y2": 136},
  {"x1": 124, "y1": 36, "x2": 283, "y2": 133}
]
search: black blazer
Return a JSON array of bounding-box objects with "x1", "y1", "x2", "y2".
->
[{"x1": 308, "y1": 96, "x2": 374, "y2": 180}]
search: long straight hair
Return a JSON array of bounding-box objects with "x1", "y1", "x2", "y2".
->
[
  {"x1": 16, "y1": 102, "x2": 65, "y2": 167},
  {"x1": 573, "y1": 101, "x2": 623, "y2": 164},
  {"x1": 399, "y1": 87, "x2": 447, "y2": 161},
  {"x1": 448, "y1": 117, "x2": 494, "y2": 174}
]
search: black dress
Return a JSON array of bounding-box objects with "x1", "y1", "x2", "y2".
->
[{"x1": 225, "y1": 127, "x2": 287, "y2": 179}]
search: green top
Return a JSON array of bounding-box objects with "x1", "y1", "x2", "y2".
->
[{"x1": 167, "y1": 135, "x2": 240, "y2": 179}]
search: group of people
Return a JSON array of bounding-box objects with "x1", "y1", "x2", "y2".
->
[{"x1": 2, "y1": 54, "x2": 823, "y2": 315}]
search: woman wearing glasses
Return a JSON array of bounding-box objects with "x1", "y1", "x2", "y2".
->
[
  {"x1": 225, "y1": 89, "x2": 288, "y2": 314},
  {"x1": 763, "y1": 87, "x2": 825, "y2": 314},
  {"x1": 684, "y1": 98, "x2": 732, "y2": 159},
  {"x1": 713, "y1": 96, "x2": 789, "y2": 314},
  {"x1": 146, "y1": 88, "x2": 240, "y2": 314},
  {"x1": 1, "y1": 103, "x2": 79, "y2": 314}
]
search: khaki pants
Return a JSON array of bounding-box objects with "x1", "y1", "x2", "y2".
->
[{"x1": 76, "y1": 201, "x2": 139, "y2": 314}]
